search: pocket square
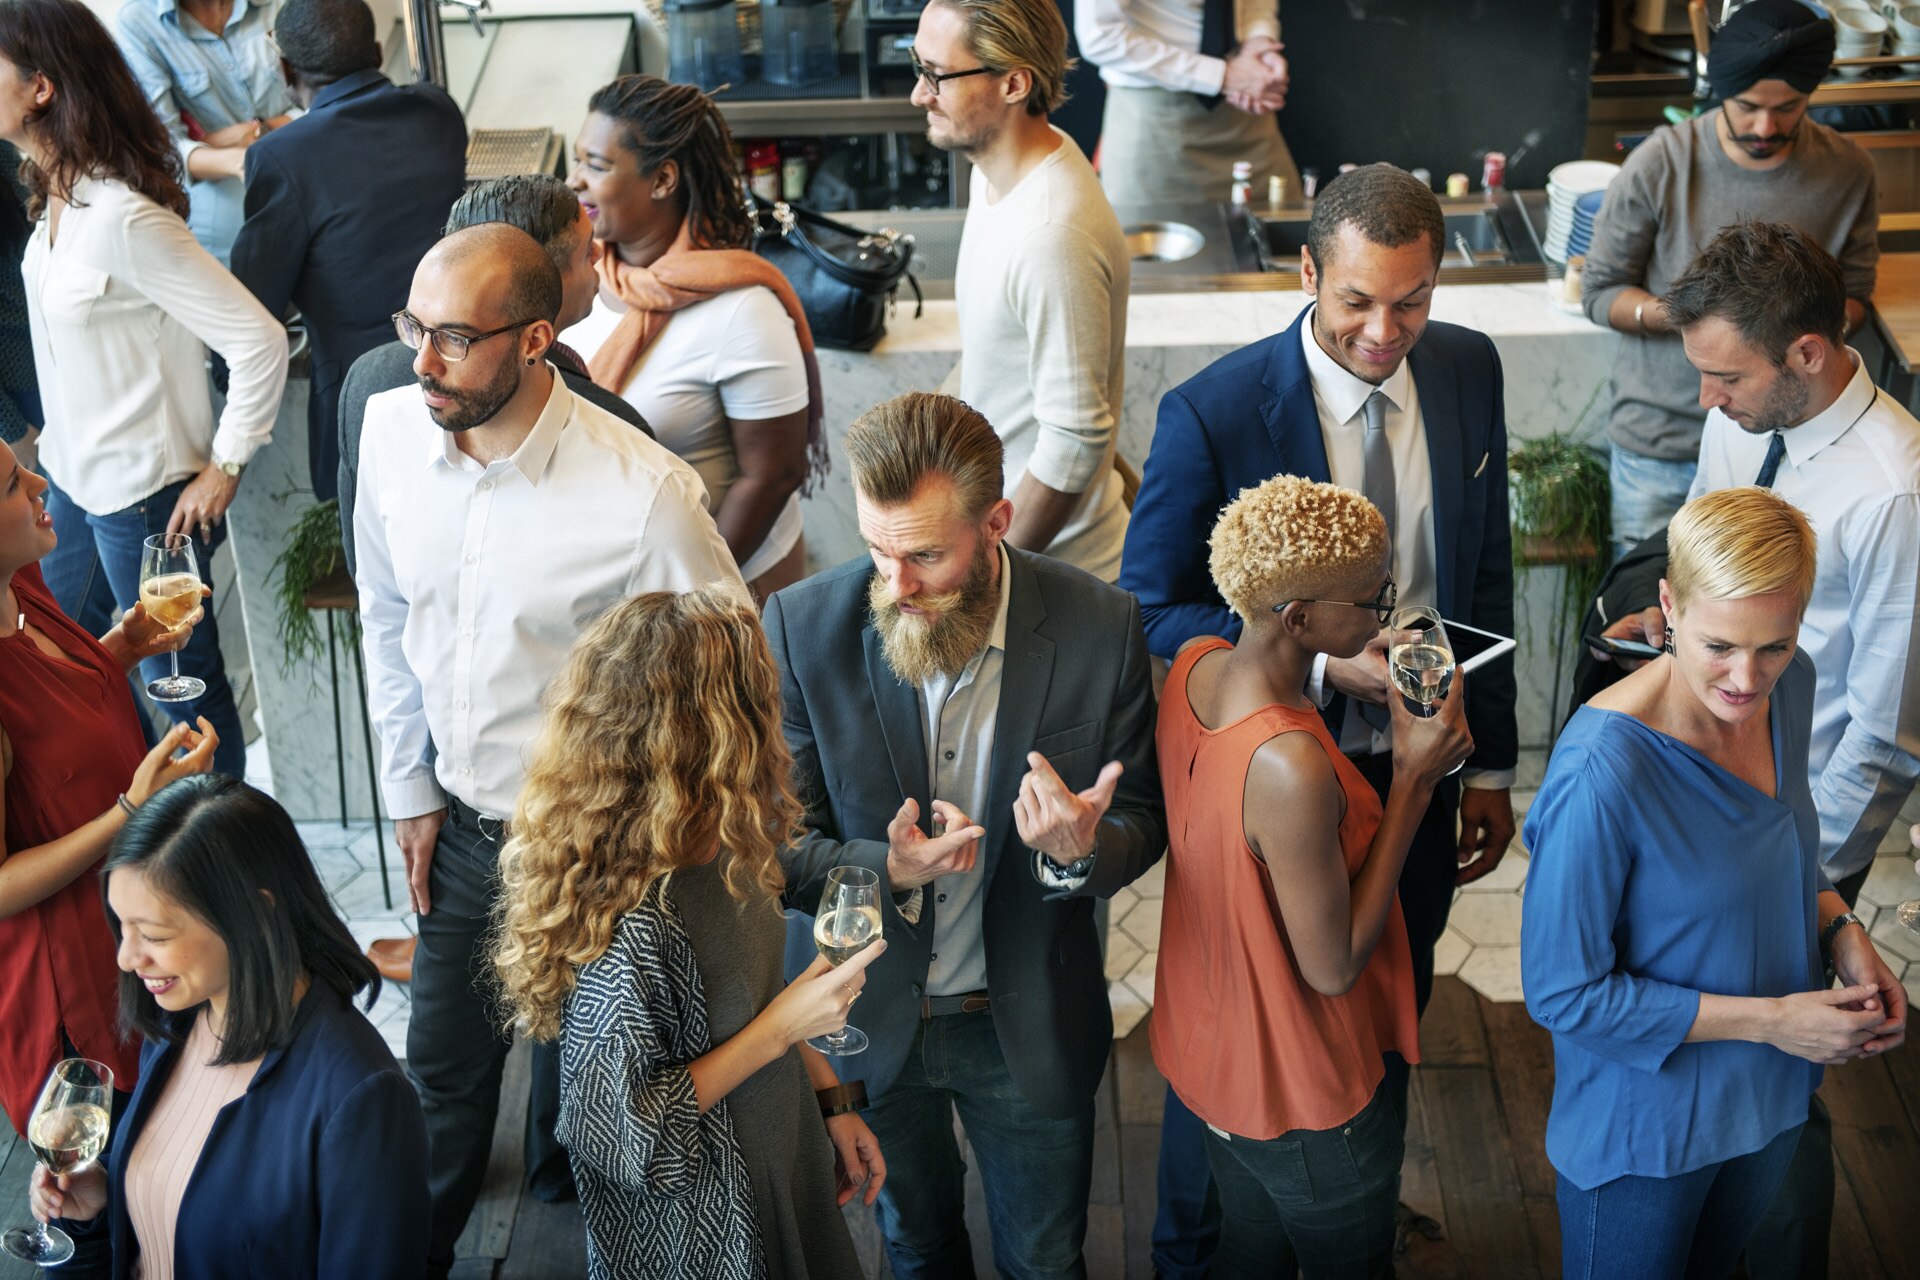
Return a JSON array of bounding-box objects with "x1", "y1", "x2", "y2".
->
[{"x1": 1472, "y1": 452, "x2": 1489, "y2": 478}]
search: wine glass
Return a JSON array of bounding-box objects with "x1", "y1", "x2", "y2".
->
[
  {"x1": 809, "y1": 865, "x2": 882, "y2": 1056},
  {"x1": 2, "y1": 1058, "x2": 114, "y2": 1266},
  {"x1": 1388, "y1": 606, "x2": 1463, "y2": 777},
  {"x1": 139, "y1": 533, "x2": 205, "y2": 703},
  {"x1": 1899, "y1": 898, "x2": 1919, "y2": 935}
]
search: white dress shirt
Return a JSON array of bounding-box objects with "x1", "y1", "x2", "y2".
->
[
  {"x1": 25, "y1": 175, "x2": 287, "y2": 516},
  {"x1": 354, "y1": 370, "x2": 745, "y2": 820},
  {"x1": 1689, "y1": 351, "x2": 1920, "y2": 879},
  {"x1": 1074, "y1": 0, "x2": 1279, "y2": 94}
]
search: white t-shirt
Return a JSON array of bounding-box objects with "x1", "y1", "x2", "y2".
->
[{"x1": 565, "y1": 284, "x2": 810, "y2": 580}]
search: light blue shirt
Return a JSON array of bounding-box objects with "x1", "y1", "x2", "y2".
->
[
  {"x1": 115, "y1": 0, "x2": 289, "y2": 265},
  {"x1": 1520, "y1": 651, "x2": 1824, "y2": 1190}
]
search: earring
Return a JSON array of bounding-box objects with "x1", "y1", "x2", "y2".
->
[
  {"x1": 1663, "y1": 626, "x2": 1675, "y2": 655},
  {"x1": 526, "y1": 357, "x2": 536, "y2": 366}
]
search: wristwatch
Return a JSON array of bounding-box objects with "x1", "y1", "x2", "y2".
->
[
  {"x1": 213, "y1": 457, "x2": 244, "y2": 479},
  {"x1": 1818, "y1": 911, "x2": 1863, "y2": 958}
]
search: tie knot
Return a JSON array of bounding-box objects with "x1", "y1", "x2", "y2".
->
[{"x1": 1363, "y1": 391, "x2": 1389, "y2": 433}]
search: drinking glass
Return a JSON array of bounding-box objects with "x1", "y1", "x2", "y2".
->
[
  {"x1": 1388, "y1": 606, "x2": 1463, "y2": 776},
  {"x1": 139, "y1": 533, "x2": 205, "y2": 703},
  {"x1": 809, "y1": 865, "x2": 882, "y2": 1056},
  {"x1": 2, "y1": 1058, "x2": 114, "y2": 1266},
  {"x1": 1899, "y1": 898, "x2": 1919, "y2": 935}
]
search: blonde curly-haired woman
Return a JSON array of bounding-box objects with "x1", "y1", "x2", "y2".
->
[{"x1": 493, "y1": 588, "x2": 887, "y2": 1280}]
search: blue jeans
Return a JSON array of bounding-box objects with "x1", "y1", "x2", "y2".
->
[
  {"x1": 864, "y1": 1007, "x2": 1095, "y2": 1280},
  {"x1": 1151, "y1": 1088, "x2": 1220, "y2": 1280},
  {"x1": 1608, "y1": 445, "x2": 1696, "y2": 565},
  {"x1": 1200, "y1": 1057, "x2": 1407, "y2": 1280},
  {"x1": 39, "y1": 473, "x2": 247, "y2": 778},
  {"x1": 1555, "y1": 1122, "x2": 1803, "y2": 1280}
]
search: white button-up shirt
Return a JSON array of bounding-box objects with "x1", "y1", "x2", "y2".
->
[
  {"x1": 1690, "y1": 351, "x2": 1920, "y2": 879},
  {"x1": 354, "y1": 371, "x2": 744, "y2": 820},
  {"x1": 25, "y1": 175, "x2": 286, "y2": 515},
  {"x1": 1075, "y1": 0, "x2": 1280, "y2": 94}
]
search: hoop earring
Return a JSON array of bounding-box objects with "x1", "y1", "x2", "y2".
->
[{"x1": 1663, "y1": 626, "x2": 1675, "y2": 656}]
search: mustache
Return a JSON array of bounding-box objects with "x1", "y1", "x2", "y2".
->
[
  {"x1": 885, "y1": 584, "x2": 968, "y2": 617},
  {"x1": 418, "y1": 377, "x2": 465, "y2": 400}
]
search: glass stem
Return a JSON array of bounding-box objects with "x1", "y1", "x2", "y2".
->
[{"x1": 169, "y1": 649, "x2": 182, "y2": 684}]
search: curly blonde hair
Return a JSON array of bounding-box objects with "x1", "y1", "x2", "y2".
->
[
  {"x1": 1209, "y1": 474, "x2": 1390, "y2": 619},
  {"x1": 493, "y1": 587, "x2": 802, "y2": 1042}
]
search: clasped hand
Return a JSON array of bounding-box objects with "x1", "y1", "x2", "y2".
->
[{"x1": 1223, "y1": 36, "x2": 1289, "y2": 115}]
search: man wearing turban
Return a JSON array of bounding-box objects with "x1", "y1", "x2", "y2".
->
[{"x1": 1581, "y1": 0, "x2": 1878, "y2": 562}]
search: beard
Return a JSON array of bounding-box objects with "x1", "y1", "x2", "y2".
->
[
  {"x1": 1742, "y1": 366, "x2": 1811, "y2": 434},
  {"x1": 419, "y1": 356, "x2": 521, "y2": 433},
  {"x1": 869, "y1": 541, "x2": 999, "y2": 686}
]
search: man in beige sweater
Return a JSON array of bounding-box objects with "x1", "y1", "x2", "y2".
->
[{"x1": 913, "y1": 0, "x2": 1132, "y2": 582}]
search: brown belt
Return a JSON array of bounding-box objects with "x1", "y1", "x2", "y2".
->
[{"x1": 921, "y1": 990, "x2": 990, "y2": 1019}]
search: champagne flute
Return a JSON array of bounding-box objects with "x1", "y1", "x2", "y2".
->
[
  {"x1": 2, "y1": 1058, "x2": 114, "y2": 1266},
  {"x1": 809, "y1": 865, "x2": 882, "y2": 1056},
  {"x1": 1388, "y1": 606, "x2": 1464, "y2": 777},
  {"x1": 139, "y1": 533, "x2": 205, "y2": 703}
]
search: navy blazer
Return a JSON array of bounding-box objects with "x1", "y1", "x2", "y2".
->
[
  {"x1": 62, "y1": 987, "x2": 429, "y2": 1280},
  {"x1": 1120, "y1": 309, "x2": 1519, "y2": 773},
  {"x1": 230, "y1": 68, "x2": 466, "y2": 501},
  {"x1": 763, "y1": 549, "x2": 1167, "y2": 1118}
]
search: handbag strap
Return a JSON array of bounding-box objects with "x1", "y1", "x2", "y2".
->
[{"x1": 750, "y1": 194, "x2": 919, "y2": 295}]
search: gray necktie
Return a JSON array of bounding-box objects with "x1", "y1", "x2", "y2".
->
[{"x1": 1356, "y1": 390, "x2": 1395, "y2": 732}]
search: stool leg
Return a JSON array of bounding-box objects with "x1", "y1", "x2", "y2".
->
[
  {"x1": 347, "y1": 613, "x2": 392, "y2": 911},
  {"x1": 327, "y1": 611, "x2": 347, "y2": 828}
]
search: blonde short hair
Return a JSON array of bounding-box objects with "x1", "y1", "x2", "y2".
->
[
  {"x1": 1667, "y1": 486, "x2": 1817, "y2": 615},
  {"x1": 933, "y1": 0, "x2": 1073, "y2": 116},
  {"x1": 1209, "y1": 474, "x2": 1390, "y2": 619}
]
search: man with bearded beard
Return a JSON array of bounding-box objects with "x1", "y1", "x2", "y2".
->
[
  {"x1": 353, "y1": 222, "x2": 741, "y2": 1279},
  {"x1": 1581, "y1": 0, "x2": 1877, "y2": 563},
  {"x1": 1595, "y1": 220, "x2": 1920, "y2": 1280},
  {"x1": 762, "y1": 390, "x2": 1164, "y2": 1279}
]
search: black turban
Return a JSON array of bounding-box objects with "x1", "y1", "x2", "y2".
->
[{"x1": 1708, "y1": 0, "x2": 1836, "y2": 98}]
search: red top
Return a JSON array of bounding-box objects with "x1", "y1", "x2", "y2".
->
[
  {"x1": 0, "y1": 564, "x2": 143, "y2": 1131},
  {"x1": 1150, "y1": 638, "x2": 1419, "y2": 1138}
]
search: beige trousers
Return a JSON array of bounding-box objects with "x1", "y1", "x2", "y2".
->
[{"x1": 1096, "y1": 84, "x2": 1300, "y2": 209}]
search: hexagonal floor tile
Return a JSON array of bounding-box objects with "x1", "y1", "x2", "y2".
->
[
  {"x1": 1132, "y1": 859, "x2": 1166, "y2": 900},
  {"x1": 1881, "y1": 821, "x2": 1920, "y2": 854},
  {"x1": 1448, "y1": 893, "x2": 1524, "y2": 948},
  {"x1": 1459, "y1": 851, "x2": 1529, "y2": 894},
  {"x1": 1868, "y1": 915, "x2": 1920, "y2": 967},
  {"x1": 1109, "y1": 885, "x2": 1142, "y2": 930},
  {"x1": 1125, "y1": 952, "x2": 1158, "y2": 1004},
  {"x1": 1457, "y1": 945, "x2": 1525, "y2": 1003},
  {"x1": 1104, "y1": 930, "x2": 1145, "y2": 983},
  {"x1": 1109, "y1": 980, "x2": 1149, "y2": 1040},
  {"x1": 1432, "y1": 927, "x2": 1471, "y2": 978},
  {"x1": 1858, "y1": 855, "x2": 1920, "y2": 912},
  {"x1": 1123, "y1": 898, "x2": 1165, "y2": 949}
]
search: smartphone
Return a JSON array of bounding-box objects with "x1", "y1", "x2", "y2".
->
[{"x1": 1584, "y1": 633, "x2": 1661, "y2": 660}]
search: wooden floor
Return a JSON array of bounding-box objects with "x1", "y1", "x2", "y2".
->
[{"x1": 1, "y1": 977, "x2": 1914, "y2": 1278}]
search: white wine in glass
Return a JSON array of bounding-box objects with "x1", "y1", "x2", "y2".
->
[
  {"x1": 139, "y1": 534, "x2": 205, "y2": 703},
  {"x1": 2, "y1": 1058, "x2": 114, "y2": 1266},
  {"x1": 809, "y1": 866, "x2": 882, "y2": 1057},
  {"x1": 1388, "y1": 606, "x2": 1455, "y2": 718},
  {"x1": 1899, "y1": 898, "x2": 1920, "y2": 935}
]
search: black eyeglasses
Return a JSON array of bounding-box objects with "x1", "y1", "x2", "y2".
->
[
  {"x1": 1274, "y1": 577, "x2": 1399, "y2": 624},
  {"x1": 909, "y1": 51, "x2": 996, "y2": 97},
  {"x1": 392, "y1": 311, "x2": 537, "y2": 363}
]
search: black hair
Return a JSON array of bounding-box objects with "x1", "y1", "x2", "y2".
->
[
  {"x1": 584, "y1": 74, "x2": 753, "y2": 251},
  {"x1": 1304, "y1": 162, "x2": 1445, "y2": 274},
  {"x1": 103, "y1": 775, "x2": 380, "y2": 1065},
  {"x1": 273, "y1": 0, "x2": 380, "y2": 85},
  {"x1": 447, "y1": 174, "x2": 585, "y2": 280},
  {"x1": 1662, "y1": 219, "x2": 1847, "y2": 363}
]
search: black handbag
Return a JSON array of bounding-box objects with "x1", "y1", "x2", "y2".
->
[{"x1": 750, "y1": 195, "x2": 922, "y2": 352}]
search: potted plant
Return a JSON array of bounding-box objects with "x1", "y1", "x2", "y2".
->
[
  {"x1": 267, "y1": 498, "x2": 346, "y2": 675},
  {"x1": 1509, "y1": 428, "x2": 1610, "y2": 736}
]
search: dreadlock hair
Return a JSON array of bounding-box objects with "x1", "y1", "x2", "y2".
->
[{"x1": 585, "y1": 74, "x2": 754, "y2": 251}]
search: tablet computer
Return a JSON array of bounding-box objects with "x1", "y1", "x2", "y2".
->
[{"x1": 1442, "y1": 619, "x2": 1517, "y2": 675}]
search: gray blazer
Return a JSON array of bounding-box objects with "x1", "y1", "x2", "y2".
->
[{"x1": 763, "y1": 547, "x2": 1166, "y2": 1118}]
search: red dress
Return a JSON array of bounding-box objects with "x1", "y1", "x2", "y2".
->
[{"x1": 0, "y1": 564, "x2": 143, "y2": 1131}]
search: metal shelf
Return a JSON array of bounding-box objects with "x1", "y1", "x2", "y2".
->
[{"x1": 712, "y1": 94, "x2": 928, "y2": 135}]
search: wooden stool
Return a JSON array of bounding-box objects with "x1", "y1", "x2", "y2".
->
[{"x1": 302, "y1": 563, "x2": 392, "y2": 910}]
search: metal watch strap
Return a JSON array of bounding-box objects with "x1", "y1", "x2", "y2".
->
[{"x1": 1818, "y1": 911, "x2": 1862, "y2": 957}]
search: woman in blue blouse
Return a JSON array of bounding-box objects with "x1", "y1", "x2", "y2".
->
[
  {"x1": 29, "y1": 775, "x2": 429, "y2": 1279},
  {"x1": 1521, "y1": 486, "x2": 1906, "y2": 1280}
]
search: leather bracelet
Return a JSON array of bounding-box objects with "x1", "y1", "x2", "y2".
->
[
  {"x1": 116, "y1": 794, "x2": 138, "y2": 819},
  {"x1": 817, "y1": 1081, "x2": 867, "y2": 1118}
]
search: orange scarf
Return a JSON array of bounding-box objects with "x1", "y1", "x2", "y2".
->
[{"x1": 588, "y1": 222, "x2": 828, "y2": 488}]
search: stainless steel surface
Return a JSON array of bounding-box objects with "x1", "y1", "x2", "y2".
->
[
  {"x1": 465, "y1": 127, "x2": 562, "y2": 181},
  {"x1": 460, "y1": 16, "x2": 636, "y2": 157},
  {"x1": 1123, "y1": 222, "x2": 1205, "y2": 264},
  {"x1": 1244, "y1": 204, "x2": 1529, "y2": 272},
  {"x1": 403, "y1": 0, "x2": 447, "y2": 87}
]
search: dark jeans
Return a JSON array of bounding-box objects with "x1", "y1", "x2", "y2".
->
[
  {"x1": 1152, "y1": 759, "x2": 1459, "y2": 1275},
  {"x1": 1201, "y1": 1056, "x2": 1408, "y2": 1280},
  {"x1": 39, "y1": 472, "x2": 246, "y2": 777},
  {"x1": 865, "y1": 1007, "x2": 1095, "y2": 1280},
  {"x1": 1556, "y1": 1123, "x2": 1803, "y2": 1280}
]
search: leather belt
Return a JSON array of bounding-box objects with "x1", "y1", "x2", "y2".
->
[{"x1": 921, "y1": 990, "x2": 990, "y2": 1019}]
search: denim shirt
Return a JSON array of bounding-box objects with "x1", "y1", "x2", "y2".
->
[{"x1": 114, "y1": 0, "x2": 289, "y2": 264}]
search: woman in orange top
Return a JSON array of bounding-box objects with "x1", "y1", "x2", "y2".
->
[{"x1": 1151, "y1": 474, "x2": 1471, "y2": 1280}]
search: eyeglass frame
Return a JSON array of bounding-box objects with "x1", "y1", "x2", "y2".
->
[
  {"x1": 1272, "y1": 577, "x2": 1399, "y2": 624},
  {"x1": 392, "y1": 310, "x2": 540, "y2": 363},
  {"x1": 908, "y1": 51, "x2": 998, "y2": 97}
]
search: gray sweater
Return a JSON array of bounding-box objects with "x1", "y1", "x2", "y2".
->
[{"x1": 1582, "y1": 112, "x2": 1878, "y2": 460}]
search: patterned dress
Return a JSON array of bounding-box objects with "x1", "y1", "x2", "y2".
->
[{"x1": 556, "y1": 857, "x2": 862, "y2": 1280}]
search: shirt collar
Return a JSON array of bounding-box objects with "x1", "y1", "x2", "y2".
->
[
  {"x1": 428, "y1": 366, "x2": 573, "y2": 484},
  {"x1": 1298, "y1": 304, "x2": 1412, "y2": 425},
  {"x1": 157, "y1": 0, "x2": 263, "y2": 34},
  {"x1": 1781, "y1": 348, "x2": 1874, "y2": 469},
  {"x1": 309, "y1": 68, "x2": 389, "y2": 112}
]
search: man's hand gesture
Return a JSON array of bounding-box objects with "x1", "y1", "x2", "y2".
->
[
  {"x1": 1015, "y1": 753, "x2": 1122, "y2": 868},
  {"x1": 885, "y1": 798, "x2": 985, "y2": 891}
]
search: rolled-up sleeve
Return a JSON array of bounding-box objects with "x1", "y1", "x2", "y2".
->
[
  {"x1": 1520, "y1": 758, "x2": 1701, "y2": 1074},
  {"x1": 1073, "y1": 0, "x2": 1227, "y2": 95},
  {"x1": 1007, "y1": 222, "x2": 1120, "y2": 496}
]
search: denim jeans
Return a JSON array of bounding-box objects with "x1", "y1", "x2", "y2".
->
[
  {"x1": 864, "y1": 1007, "x2": 1095, "y2": 1280},
  {"x1": 1150, "y1": 1088, "x2": 1221, "y2": 1280},
  {"x1": 1200, "y1": 1056, "x2": 1408, "y2": 1280},
  {"x1": 39, "y1": 472, "x2": 247, "y2": 777},
  {"x1": 1556, "y1": 1122, "x2": 1803, "y2": 1280},
  {"x1": 1608, "y1": 445, "x2": 1697, "y2": 565}
]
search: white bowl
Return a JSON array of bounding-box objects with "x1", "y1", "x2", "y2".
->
[
  {"x1": 1894, "y1": 4, "x2": 1920, "y2": 38},
  {"x1": 1834, "y1": 7, "x2": 1889, "y2": 33}
]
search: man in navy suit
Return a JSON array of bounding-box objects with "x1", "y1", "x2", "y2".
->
[
  {"x1": 1120, "y1": 163, "x2": 1518, "y2": 1279},
  {"x1": 230, "y1": 0, "x2": 466, "y2": 502}
]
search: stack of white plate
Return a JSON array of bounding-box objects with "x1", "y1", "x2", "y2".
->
[{"x1": 1543, "y1": 161, "x2": 1619, "y2": 263}]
